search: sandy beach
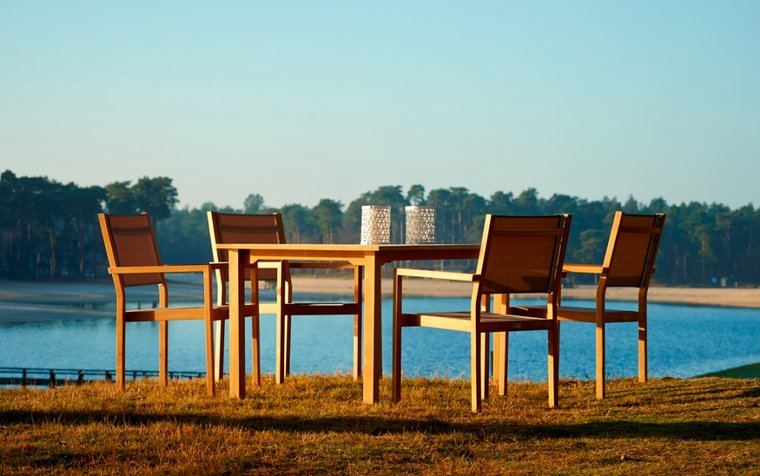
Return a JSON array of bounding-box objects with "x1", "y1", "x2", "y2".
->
[{"x1": 1, "y1": 277, "x2": 759, "y2": 323}]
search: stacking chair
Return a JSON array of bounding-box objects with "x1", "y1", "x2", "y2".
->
[
  {"x1": 554, "y1": 211, "x2": 666, "y2": 399},
  {"x1": 207, "y1": 211, "x2": 362, "y2": 385},
  {"x1": 98, "y1": 213, "x2": 257, "y2": 396},
  {"x1": 392, "y1": 214, "x2": 572, "y2": 413}
]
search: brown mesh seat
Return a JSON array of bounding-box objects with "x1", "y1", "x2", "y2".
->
[
  {"x1": 98, "y1": 213, "x2": 257, "y2": 396},
  {"x1": 207, "y1": 211, "x2": 362, "y2": 385},
  {"x1": 517, "y1": 211, "x2": 666, "y2": 399},
  {"x1": 392, "y1": 214, "x2": 572, "y2": 413}
]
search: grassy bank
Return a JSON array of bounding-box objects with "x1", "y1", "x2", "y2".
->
[
  {"x1": 1, "y1": 376, "x2": 759, "y2": 474},
  {"x1": 703, "y1": 362, "x2": 760, "y2": 379}
]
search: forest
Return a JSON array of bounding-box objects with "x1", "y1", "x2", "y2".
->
[{"x1": 1, "y1": 169, "x2": 758, "y2": 287}]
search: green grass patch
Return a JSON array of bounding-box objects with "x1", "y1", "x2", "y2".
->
[
  {"x1": 700, "y1": 363, "x2": 760, "y2": 379},
  {"x1": 1, "y1": 375, "x2": 759, "y2": 474}
]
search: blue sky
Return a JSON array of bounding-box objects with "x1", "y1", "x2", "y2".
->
[{"x1": 2, "y1": 1, "x2": 759, "y2": 210}]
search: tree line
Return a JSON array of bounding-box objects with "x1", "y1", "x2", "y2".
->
[{"x1": 1, "y1": 169, "x2": 758, "y2": 286}]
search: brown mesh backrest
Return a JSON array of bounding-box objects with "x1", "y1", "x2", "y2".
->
[
  {"x1": 477, "y1": 215, "x2": 571, "y2": 294},
  {"x1": 208, "y1": 212, "x2": 284, "y2": 282},
  {"x1": 99, "y1": 213, "x2": 164, "y2": 287},
  {"x1": 604, "y1": 212, "x2": 666, "y2": 288}
]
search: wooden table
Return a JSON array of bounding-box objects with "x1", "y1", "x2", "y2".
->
[{"x1": 217, "y1": 243, "x2": 480, "y2": 404}]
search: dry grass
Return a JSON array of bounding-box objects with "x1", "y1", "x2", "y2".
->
[{"x1": 1, "y1": 375, "x2": 759, "y2": 475}]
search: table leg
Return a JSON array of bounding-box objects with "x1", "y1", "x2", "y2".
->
[
  {"x1": 228, "y1": 249, "x2": 247, "y2": 399},
  {"x1": 363, "y1": 254, "x2": 381, "y2": 404}
]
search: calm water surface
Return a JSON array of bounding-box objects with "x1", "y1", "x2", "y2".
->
[{"x1": 2, "y1": 294, "x2": 760, "y2": 381}]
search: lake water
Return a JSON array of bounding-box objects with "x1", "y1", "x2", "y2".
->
[{"x1": 2, "y1": 291, "x2": 760, "y2": 382}]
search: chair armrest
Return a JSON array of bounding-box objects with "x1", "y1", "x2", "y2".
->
[
  {"x1": 396, "y1": 268, "x2": 479, "y2": 282},
  {"x1": 254, "y1": 261, "x2": 349, "y2": 272},
  {"x1": 288, "y1": 262, "x2": 355, "y2": 270},
  {"x1": 210, "y1": 260, "x2": 285, "y2": 270},
  {"x1": 213, "y1": 260, "x2": 281, "y2": 270},
  {"x1": 209, "y1": 261, "x2": 228, "y2": 271},
  {"x1": 209, "y1": 260, "x2": 352, "y2": 271},
  {"x1": 562, "y1": 263, "x2": 605, "y2": 275},
  {"x1": 109, "y1": 264, "x2": 211, "y2": 275}
]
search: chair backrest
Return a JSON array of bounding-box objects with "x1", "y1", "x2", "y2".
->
[
  {"x1": 98, "y1": 213, "x2": 165, "y2": 288},
  {"x1": 207, "y1": 211, "x2": 285, "y2": 282},
  {"x1": 602, "y1": 212, "x2": 666, "y2": 288},
  {"x1": 476, "y1": 214, "x2": 571, "y2": 295}
]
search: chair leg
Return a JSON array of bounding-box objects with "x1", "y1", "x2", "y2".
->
[
  {"x1": 214, "y1": 320, "x2": 225, "y2": 382},
  {"x1": 353, "y1": 313, "x2": 362, "y2": 381},
  {"x1": 353, "y1": 267, "x2": 362, "y2": 381},
  {"x1": 159, "y1": 321, "x2": 168, "y2": 387},
  {"x1": 284, "y1": 314, "x2": 292, "y2": 377},
  {"x1": 116, "y1": 314, "x2": 126, "y2": 391},
  {"x1": 251, "y1": 314, "x2": 261, "y2": 386},
  {"x1": 638, "y1": 315, "x2": 647, "y2": 383},
  {"x1": 596, "y1": 321, "x2": 605, "y2": 400},
  {"x1": 493, "y1": 294, "x2": 509, "y2": 396},
  {"x1": 496, "y1": 332, "x2": 508, "y2": 396},
  {"x1": 470, "y1": 330, "x2": 482, "y2": 414},
  {"x1": 205, "y1": 317, "x2": 215, "y2": 396},
  {"x1": 391, "y1": 318, "x2": 402, "y2": 404},
  {"x1": 492, "y1": 331, "x2": 500, "y2": 386},
  {"x1": 284, "y1": 279, "x2": 293, "y2": 378},
  {"x1": 275, "y1": 308, "x2": 285, "y2": 385},
  {"x1": 480, "y1": 332, "x2": 489, "y2": 401},
  {"x1": 548, "y1": 323, "x2": 559, "y2": 408}
]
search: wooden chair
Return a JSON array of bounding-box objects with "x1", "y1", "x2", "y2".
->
[
  {"x1": 517, "y1": 211, "x2": 666, "y2": 399},
  {"x1": 98, "y1": 213, "x2": 257, "y2": 396},
  {"x1": 392, "y1": 214, "x2": 572, "y2": 413},
  {"x1": 207, "y1": 211, "x2": 362, "y2": 385},
  {"x1": 559, "y1": 211, "x2": 665, "y2": 399}
]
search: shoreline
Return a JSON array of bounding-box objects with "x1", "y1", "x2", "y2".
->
[
  {"x1": 1, "y1": 278, "x2": 760, "y2": 324},
  {"x1": 290, "y1": 276, "x2": 760, "y2": 309}
]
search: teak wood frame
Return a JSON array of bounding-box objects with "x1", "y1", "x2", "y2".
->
[
  {"x1": 392, "y1": 214, "x2": 572, "y2": 413},
  {"x1": 98, "y1": 213, "x2": 257, "y2": 396},
  {"x1": 557, "y1": 211, "x2": 665, "y2": 399}
]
